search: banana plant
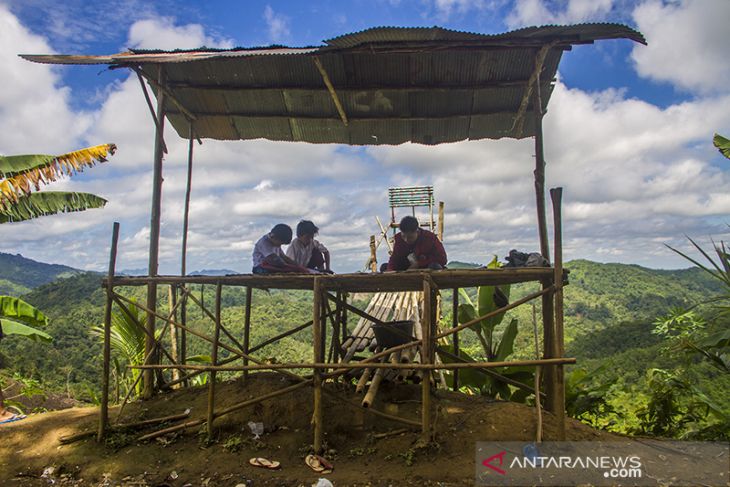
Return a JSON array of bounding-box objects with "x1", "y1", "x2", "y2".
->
[
  {"x1": 0, "y1": 144, "x2": 115, "y2": 223},
  {"x1": 439, "y1": 256, "x2": 534, "y2": 401}
]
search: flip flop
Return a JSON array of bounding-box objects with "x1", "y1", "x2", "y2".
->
[
  {"x1": 0, "y1": 414, "x2": 26, "y2": 425},
  {"x1": 249, "y1": 457, "x2": 281, "y2": 470},
  {"x1": 305, "y1": 454, "x2": 333, "y2": 474}
]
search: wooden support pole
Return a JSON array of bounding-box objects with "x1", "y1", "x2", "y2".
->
[
  {"x1": 313, "y1": 57, "x2": 348, "y2": 126},
  {"x1": 179, "y1": 122, "x2": 195, "y2": 383},
  {"x1": 168, "y1": 285, "x2": 180, "y2": 384},
  {"x1": 207, "y1": 283, "x2": 222, "y2": 437},
  {"x1": 243, "y1": 286, "x2": 252, "y2": 381},
  {"x1": 312, "y1": 277, "x2": 324, "y2": 454},
  {"x1": 437, "y1": 201, "x2": 445, "y2": 241},
  {"x1": 421, "y1": 277, "x2": 433, "y2": 444},
  {"x1": 369, "y1": 235, "x2": 377, "y2": 272},
  {"x1": 132, "y1": 357, "x2": 577, "y2": 372},
  {"x1": 551, "y1": 187, "x2": 566, "y2": 440},
  {"x1": 144, "y1": 65, "x2": 166, "y2": 400},
  {"x1": 452, "y1": 289, "x2": 459, "y2": 391},
  {"x1": 533, "y1": 53, "x2": 550, "y2": 261},
  {"x1": 98, "y1": 222, "x2": 120, "y2": 441}
]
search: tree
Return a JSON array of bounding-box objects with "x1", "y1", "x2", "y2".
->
[
  {"x1": 0, "y1": 143, "x2": 116, "y2": 419},
  {"x1": 0, "y1": 144, "x2": 115, "y2": 223}
]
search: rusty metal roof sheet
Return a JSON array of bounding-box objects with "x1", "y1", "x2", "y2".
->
[{"x1": 20, "y1": 24, "x2": 645, "y2": 146}]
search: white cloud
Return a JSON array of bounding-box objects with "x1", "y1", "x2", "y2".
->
[
  {"x1": 506, "y1": 0, "x2": 615, "y2": 28},
  {"x1": 263, "y1": 5, "x2": 290, "y2": 43},
  {"x1": 630, "y1": 0, "x2": 730, "y2": 94},
  {"x1": 0, "y1": 4, "x2": 91, "y2": 154},
  {"x1": 127, "y1": 17, "x2": 234, "y2": 50}
]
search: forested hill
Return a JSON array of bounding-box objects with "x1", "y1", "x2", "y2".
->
[
  {"x1": 0, "y1": 257, "x2": 723, "y2": 401},
  {"x1": 0, "y1": 252, "x2": 84, "y2": 295}
]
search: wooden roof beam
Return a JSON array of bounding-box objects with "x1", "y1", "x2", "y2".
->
[
  {"x1": 511, "y1": 42, "x2": 556, "y2": 138},
  {"x1": 313, "y1": 57, "x2": 348, "y2": 126}
]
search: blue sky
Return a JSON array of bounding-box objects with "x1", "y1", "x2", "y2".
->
[{"x1": 0, "y1": 0, "x2": 729, "y2": 273}]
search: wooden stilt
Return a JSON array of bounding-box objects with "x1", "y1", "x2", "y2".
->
[
  {"x1": 551, "y1": 187, "x2": 566, "y2": 440},
  {"x1": 168, "y1": 285, "x2": 180, "y2": 384},
  {"x1": 533, "y1": 51, "x2": 550, "y2": 261},
  {"x1": 179, "y1": 123, "x2": 195, "y2": 386},
  {"x1": 369, "y1": 235, "x2": 377, "y2": 272},
  {"x1": 98, "y1": 222, "x2": 120, "y2": 441},
  {"x1": 437, "y1": 201, "x2": 445, "y2": 241},
  {"x1": 243, "y1": 286, "x2": 252, "y2": 381},
  {"x1": 206, "y1": 283, "x2": 222, "y2": 437},
  {"x1": 421, "y1": 277, "x2": 433, "y2": 444},
  {"x1": 144, "y1": 66, "x2": 167, "y2": 400},
  {"x1": 452, "y1": 289, "x2": 459, "y2": 392},
  {"x1": 312, "y1": 277, "x2": 324, "y2": 453}
]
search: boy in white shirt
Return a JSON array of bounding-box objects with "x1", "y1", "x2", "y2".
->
[
  {"x1": 286, "y1": 220, "x2": 331, "y2": 272},
  {"x1": 252, "y1": 224, "x2": 309, "y2": 274}
]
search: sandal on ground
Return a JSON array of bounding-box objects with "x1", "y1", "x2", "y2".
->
[
  {"x1": 0, "y1": 413, "x2": 26, "y2": 425},
  {"x1": 305, "y1": 454, "x2": 333, "y2": 474},
  {"x1": 249, "y1": 457, "x2": 281, "y2": 470}
]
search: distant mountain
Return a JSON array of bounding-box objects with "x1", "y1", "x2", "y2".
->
[
  {"x1": 0, "y1": 253, "x2": 84, "y2": 295},
  {"x1": 188, "y1": 269, "x2": 240, "y2": 276}
]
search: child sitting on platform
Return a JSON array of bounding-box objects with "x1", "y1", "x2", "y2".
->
[
  {"x1": 286, "y1": 220, "x2": 332, "y2": 273},
  {"x1": 252, "y1": 224, "x2": 312, "y2": 274}
]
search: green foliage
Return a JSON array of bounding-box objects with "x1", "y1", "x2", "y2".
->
[
  {"x1": 565, "y1": 367, "x2": 614, "y2": 427},
  {"x1": 0, "y1": 192, "x2": 107, "y2": 223},
  {"x1": 714, "y1": 133, "x2": 730, "y2": 160},
  {"x1": 0, "y1": 295, "x2": 51, "y2": 343}
]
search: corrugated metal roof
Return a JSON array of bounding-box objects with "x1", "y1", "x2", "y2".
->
[{"x1": 20, "y1": 24, "x2": 644, "y2": 146}]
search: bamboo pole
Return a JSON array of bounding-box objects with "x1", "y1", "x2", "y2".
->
[
  {"x1": 328, "y1": 285, "x2": 553, "y2": 377},
  {"x1": 437, "y1": 201, "x2": 445, "y2": 241},
  {"x1": 312, "y1": 277, "x2": 324, "y2": 454},
  {"x1": 243, "y1": 286, "x2": 252, "y2": 380},
  {"x1": 530, "y1": 49, "x2": 551, "y2": 262},
  {"x1": 139, "y1": 381, "x2": 311, "y2": 441},
  {"x1": 131, "y1": 357, "x2": 576, "y2": 372},
  {"x1": 67, "y1": 410, "x2": 190, "y2": 445},
  {"x1": 355, "y1": 367, "x2": 373, "y2": 393},
  {"x1": 551, "y1": 187, "x2": 566, "y2": 440},
  {"x1": 143, "y1": 65, "x2": 167, "y2": 400},
  {"x1": 532, "y1": 303, "x2": 543, "y2": 443},
  {"x1": 179, "y1": 122, "x2": 195, "y2": 384},
  {"x1": 98, "y1": 222, "x2": 120, "y2": 442},
  {"x1": 421, "y1": 277, "x2": 433, "y2": 443},
  {"x1": 369, "y1": 235, "x2": 377, "y2": 272},
  {"x1": 168, "y1": 285, "x2": 180, "y2": 384},
  {"x1": 362, "y1": 358, "x2": 386, "y2": 408},
  {"x1": 206, "y1": 283, "x2": 222, "y2": 437},
  {"x1": 452, "y1": 289, "x2": 459, "y2": 391}
]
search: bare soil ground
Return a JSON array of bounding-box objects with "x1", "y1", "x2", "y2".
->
[{"x1": 1, "y1": 373, "x2": 615, "y2": 486}]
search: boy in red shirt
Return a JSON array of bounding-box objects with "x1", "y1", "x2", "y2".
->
[{"x1": 386, "y1": 216, "x2": 447, "y2": 271}]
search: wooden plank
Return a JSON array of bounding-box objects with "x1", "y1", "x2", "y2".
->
[{"x1": 551, "y1": 187, "x2": 566, "y2": 440}]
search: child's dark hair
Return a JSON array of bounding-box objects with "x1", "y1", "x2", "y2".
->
[
  {"x1": 270, "y1": 224, "x2": 293, "y2": 244},
  {"x1": 296, "y1": 220, "x2": 319, "y2": 238},
  {"x1": 399, "y1": 216, "x2": 419, "y2": 232}
]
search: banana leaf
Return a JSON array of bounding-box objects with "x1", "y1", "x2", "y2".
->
[
  {"x1": 494, "y1": 319, "x2": 519, "y2": 362},
  {"x1": 476, "y1": 257, "x2": 511, "y2": 334},
  {"x1": 0, "y1": 295, "x2": 49, "y2": 328},
  {"x1": 1, "y1": 319, "x2": 52, "y2": 342},
  {"x1": 714, "y1": 133, "x2": 730, "y2": 160},
  {"x1": 0, "y1": 144, "x2": 115, "y2": 203},
  {"x1": 0, "y1": 191, "x2": 106, "y2": 223}
]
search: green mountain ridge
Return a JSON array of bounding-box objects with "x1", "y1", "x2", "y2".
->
[{"x1": 0, "y1": 252, "x2": 84, "y2": 294}]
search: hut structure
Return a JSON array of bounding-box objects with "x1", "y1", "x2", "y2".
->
[{"x1": 22, "y1": 24, "x2": 646, "y2": 450}]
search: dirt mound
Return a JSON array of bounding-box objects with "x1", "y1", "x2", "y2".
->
[{"x1": 1, "y1": 373, "x2": 615, "y2": 486}]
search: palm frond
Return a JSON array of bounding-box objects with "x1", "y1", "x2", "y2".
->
[
  {"x1": 714, "y1": 133, "x2": 730, "y2": 160},
  {"x1": 0, "y1": 143, "x2": 115, "y2": 203},
  {"x1": 0, "y1": 191, "x2": 107, "y2": 223}
]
